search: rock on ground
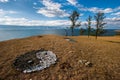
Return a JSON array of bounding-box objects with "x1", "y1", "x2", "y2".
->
[{"x1": 13, "y1": 49, "x2": 57, "y2": 73}]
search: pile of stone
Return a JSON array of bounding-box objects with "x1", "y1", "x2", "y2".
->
[
  {"x1": 13, "y1": 49, "x2": 57, "y2": 73},
  {"x1": 64, "y1": 38, "x2": 77, "y2": 42},
  {"x1": 79, "y1": 60, "x2": 93, "y2": 67}
]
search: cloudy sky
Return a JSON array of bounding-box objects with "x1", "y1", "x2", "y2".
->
[{"x1": 0, "y1": 0, "x2": 120, "y2": 29}]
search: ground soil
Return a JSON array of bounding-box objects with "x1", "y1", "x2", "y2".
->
[{"x1": 0, "y1": 35, "x2": 120, "y2": 80}]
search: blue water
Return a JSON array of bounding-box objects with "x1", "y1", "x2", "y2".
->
[
  {"x1": 0, "y1": 29, "x2": 66, "y2": 41},
  {"x1": 0, "y1": 25, "x2": 117, "y2": 41}
]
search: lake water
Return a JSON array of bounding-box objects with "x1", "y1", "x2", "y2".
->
[{"x1": 0, "y1": 25, "x2": 117, "y2": 41}]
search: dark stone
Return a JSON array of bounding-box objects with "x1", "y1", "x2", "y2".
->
[
  {"x1": 13, "y1": 49, "x2": 44, "y2": 71},
  {"x1": 13, "y1": 48, "x2": 57, "y2": 73}
]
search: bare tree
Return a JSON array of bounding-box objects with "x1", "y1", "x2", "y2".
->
[
  {"x1": 94, "y1": 12, "x2": 106, "y2": 39},
  {"x1": 69, "y1": 10, "x2": 81, "y2": 36},
  {"x1": 86, "y1": 15, "x2": 92, "y2": 38}
]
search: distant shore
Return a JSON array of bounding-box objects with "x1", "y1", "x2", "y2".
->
[{"x1": 0, "y1": 25, "x2": 119, "y2": 41}]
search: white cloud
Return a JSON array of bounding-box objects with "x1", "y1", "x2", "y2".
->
[
  {"x1": 0, "y1": 16, "x2": 120, "y2": 29},
  {"x1": 0, "y1": 8, "x2": 69, "y2": 27},
  {"x1": 82, "y1": 17, "x2": 120, "y2": 29},
  {"x1": 106, "y1": 17, "x2": 120, "y2": 21},
  {"x1": 0, "y1": 0, "x2": 8, "y2": 2},
  {"x1": 33, "y1": 2, "x2": 37, "y2": 5},
  {"x1": 66, "y1": 0, "x2": 119, "y2": 14},
  {"x1": 0, "y1": 9, "x2": 17, "y2": 16},
  {"x1": 91, "y1": 17, "x2": 120, "y2": 28},
  {"x1": 105, "y1": 17, "x2": 120, "y2": 28},
  {"x1": 67, "y1": 0, "x2": 77, "y2": 6},
  {"x1": 111, "y1": 12, "x2": 120, "y2": 16},
  {"x1": 37, "y1": 0, "x2": 69, "y2": 17},
  {"x1": 66, "y1": 0, "x2": 114, "y2": 13},
  {"x1": 102, "y1": 8, "x2": 113, "y2": 13},
  {"x1": 0, "y1": 16, "x2": 70, "y2": 26},
  {"x1": 83, "y1": 6, "x2": 120, "y2": 14},
  {"x1": 114, "y1": 6, "x2": 120, "y2": 11},
  {"x1": 80, "y1": 7, "x2": 113, "y2": 13},
  {"x1": 67, "y1": 0, "x2": 83, "y2": 8}
]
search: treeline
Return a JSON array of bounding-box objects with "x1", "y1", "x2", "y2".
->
[{"x1": 67, "y1": 10, "x2": 107, "y2": 39}]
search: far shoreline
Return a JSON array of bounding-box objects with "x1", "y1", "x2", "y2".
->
[{"x1": 0, "y1": 34, "x2": 119, "y2": 43}]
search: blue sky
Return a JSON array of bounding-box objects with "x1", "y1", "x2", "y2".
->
[{"x1": 0, "y1": 0, "x2": 120, "y2": 29}]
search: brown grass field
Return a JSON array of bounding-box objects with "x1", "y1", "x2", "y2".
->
[{"x1": 0, "y1": 35, "x2": 120, "y2": 80}]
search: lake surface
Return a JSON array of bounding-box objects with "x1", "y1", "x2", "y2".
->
[{"x1": 0, "y1": 25, "x2": 117, "y2": 41}]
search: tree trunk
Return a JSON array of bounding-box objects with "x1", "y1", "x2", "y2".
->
[
  {"x1": 95, "y1": 29, "x2": 98, "y2": 39},
  {"x1": 71, "y1": 27, "x2": 74, "y2": 36},
  {"x1": 88, "y1": 28, "x2": 90, "y2": 38}
]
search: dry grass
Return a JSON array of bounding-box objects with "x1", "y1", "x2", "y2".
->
[{"x1": 0, "y1": 35, "x2": 120, "y2": 80}]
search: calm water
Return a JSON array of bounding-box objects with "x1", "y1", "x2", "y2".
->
[
  {"x1": 0, "y1": 29, "x2": 66, "y2": 41},
  {"x1": 0, "y1": 25, "x2": 117, "y2": 41}
]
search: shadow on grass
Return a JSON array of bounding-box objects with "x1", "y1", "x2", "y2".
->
[
  {"x1": 0, "y1": 77, "x2": 4, "y2": 80},
  {"x1": 107, "y1": 41, "x2": 120, "y2": 44}
]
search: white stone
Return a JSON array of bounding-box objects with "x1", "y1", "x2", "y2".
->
[{"x1": 23, "y1": 51, "x2": 57, "y2": 73}]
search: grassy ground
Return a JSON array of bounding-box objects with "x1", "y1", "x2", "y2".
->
[{"x1": 0, "y1": 35, "x2": 120, "y2": 80}]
